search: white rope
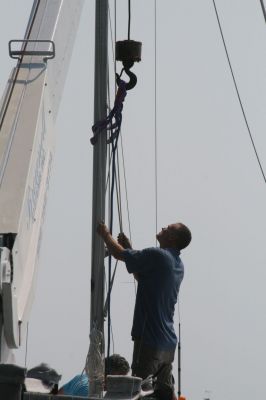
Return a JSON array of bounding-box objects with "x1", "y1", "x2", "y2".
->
[{"x1": 86, "y1": 325, "x2": 104, "y2": 385}]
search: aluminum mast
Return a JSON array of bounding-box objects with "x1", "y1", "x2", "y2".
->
[{"x1": 88, "y1": 0, "x2": 108, "y2": 396}]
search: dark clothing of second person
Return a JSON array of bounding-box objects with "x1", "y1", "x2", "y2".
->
[
  {"x1": 131, "y1": 339, "x2": 175, "y2": 385},
  {"x1": 123, "y1": 247, "x2": 184, "y2": 351}
]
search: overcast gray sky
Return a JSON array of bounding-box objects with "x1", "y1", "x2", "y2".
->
[{"x1": 1, "y1": 1, "x2": 266, "y2": 399}]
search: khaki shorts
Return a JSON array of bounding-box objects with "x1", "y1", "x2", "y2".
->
[{"x1": 131, "y1": 340, "x2": 175, "y2": 399}]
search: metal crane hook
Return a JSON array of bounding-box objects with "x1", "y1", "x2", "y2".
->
[{"x1": 116, "y1": 61, "x2": 137, "y2": 90}]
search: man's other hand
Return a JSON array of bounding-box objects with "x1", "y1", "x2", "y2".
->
[
  {"x1": 97, "y1": 222, "x2": 109, "y2": 239},
  {"x1": 118, "y1": 233, "x2": 132, "y2": 249}
]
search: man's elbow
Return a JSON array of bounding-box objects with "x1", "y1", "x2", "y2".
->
[{"x1": 112, "y1": 249, "x2": 125, "y2": 261}]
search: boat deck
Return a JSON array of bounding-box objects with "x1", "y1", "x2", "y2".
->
[
  {"x1": 23, "y1": 394, "x2": 97, "y2": 399},
  {"x1": 23, "y1": 395, "x2": 157, "y2": 400},
  {"x1": 22, "y1": 392, "x2": 156, "y2": 400}
]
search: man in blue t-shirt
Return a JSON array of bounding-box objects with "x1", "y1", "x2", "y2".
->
[
  {"x1": 97, "y1": 221, "x2": 191, "y2": 400},
  {"x1": 58, "y1": 354, "x2": 130, "y2": 397}
]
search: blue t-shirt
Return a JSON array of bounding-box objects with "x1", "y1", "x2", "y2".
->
[
  {"x1": 123, "y1": 247, "x2": 184, "y2": 351},
  {"x1": 61, "y1": 374, "x2": 88, "y2": 397}
]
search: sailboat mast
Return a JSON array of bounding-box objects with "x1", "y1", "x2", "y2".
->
[{"x1": 89, "y1": 0, "x2": 108, "y2": 395}]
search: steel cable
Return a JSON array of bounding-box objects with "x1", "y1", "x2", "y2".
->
[
  {"x1": 259, "y1": 0, "x2": 266, "y2": 23},
  {"x1": 213, "y1": 0, "x2": 266, "y2": 184}
]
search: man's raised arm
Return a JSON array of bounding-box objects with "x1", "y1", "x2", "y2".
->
[{"x1": 97, "y1": 222, "x2": 125, "y2": 260}]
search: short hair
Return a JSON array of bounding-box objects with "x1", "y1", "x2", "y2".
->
[
  {"x1": 175, "y1": 223, "x2": 192, "y2": 250},
  {"x1": 105, "y1": 354, "x2": 130, "y2": 375}
]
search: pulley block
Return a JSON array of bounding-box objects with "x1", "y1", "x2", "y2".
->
[{"x1": 116, "y1": 40, "x2": 142, "y2": 67}]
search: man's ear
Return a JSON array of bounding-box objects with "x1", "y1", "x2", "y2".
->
[
  {"x1": 168, "y1": 231, "x2": 175, "y2": 240},
  {"x1": 168, "y1": 230, "x2": 178, "y2": 244}
]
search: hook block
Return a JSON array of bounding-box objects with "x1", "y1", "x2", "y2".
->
[{"x1": 116, "y1": 40, "x2": 142, "y2": 67}]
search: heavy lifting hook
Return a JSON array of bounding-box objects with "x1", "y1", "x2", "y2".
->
[
  {"x1": 116, "y1": 61, "x2": 137, "y2": 91},
  {"x1": 115, "y1": 40, "x2": 142, "y2": 90}
]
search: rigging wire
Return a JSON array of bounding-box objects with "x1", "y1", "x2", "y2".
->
[
  {"x1": 212, "y1": 0, "x2": 266, "y2": 185},
  {"x1": 104, "y1": 263, "x2": 115, "y2": 355},
  {"x1": 128, "y1": 0, "x2": 131, "y2": 40},
  {"x1": 115, "y1": 151, "x2": 123, "y2": 231},
  {"x1": 113, "y1": 0, "x2": 124, "y2": 234},
  {"x1": 177, "y1": 299, "x2": 182, "y2": 399},
  {"x1": 111, "y1": 0, "x2": 134, "y2": 249},
  {"x1": 107, "y1": 72, "x2": 112, "y2": 191},
  {"x1": 177, "y1": 299, "x2": 181, "y2": 334},
  {"x1": 259, "y1": 0, "x2": 266, "y2": 23},
  {"x1": 108, "y1": 3, "x2": 116, "y2": 79},
  {"x1": 115, "y1": 0, "x2": 117, "y2": 83},
  {"x1": 110, "y1": 0, "x2": 134, "y2": 277},
  {"x1": 106, "y1": 0, "x2": 126, "y2": 363},
  {"x1": 105, "y1": 6, "x2": 117, "y2": 365},
  {"x1": 119, "y1": 134, "x2": 137, "y2": 295},
  {"x1": 105, "y1": 0, "x2": 138, "y2": 361},
  {"x1": 106, "y1": 4, "x2": 115, "y2": 365},
  {"x1": 113, "y1": 0, "x2": 123, "y2": 233},
  {"x1": 120, "y1": 138, "x2": 132, "y2": 242},
  {"x1": 154, "y1": 0, "x2": 158, "y2": 245},
  {"x1": 111, "y1": 319, "x2": 115, "y2": 354},
  {"x1": 104, "y1": 119, "x2": 123, "y2": 229},
  {"x1": 105, "y1": 148, "x2": 115, "y2": 194},
  {"x1": 106, "y1": 55, "x2": 112, "y2": 366},
  {"x1": 107, "y1": 127, "x2": 121, "y2": 363}
]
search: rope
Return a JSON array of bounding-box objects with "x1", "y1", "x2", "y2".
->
[
  {"x1": 212, "y1": 0, "x2": 266, "y2": 185},
  {"x1": 85, "y1": 325, "x2": 104, "y2": 385},
  {"x1": 154, "y1": 0, "x2": 158, "y2": 245},
  {"x1": 91, "y1": 80, "x2": 127, "y2": 145}
]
